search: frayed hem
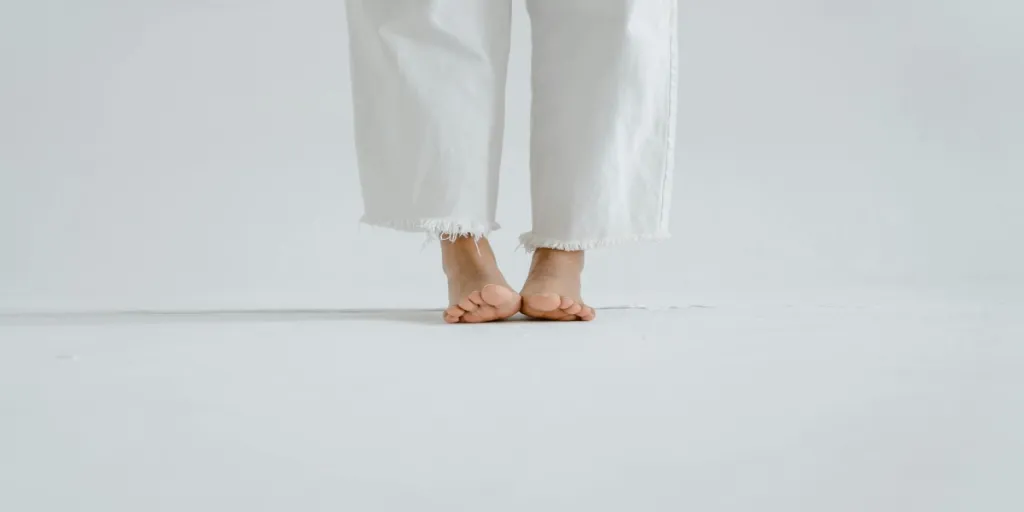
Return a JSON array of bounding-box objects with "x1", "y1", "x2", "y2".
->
[
  {"x1": 361, "y1": 216, "x2": 498, "y2": 241},
  {"x1": 518, "y1": 232, "x2": 671, "y2": 253}
]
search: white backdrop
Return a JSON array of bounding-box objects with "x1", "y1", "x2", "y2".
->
[{"x1": 1, "y1": 0, "x2": 1022, "y2": 312}]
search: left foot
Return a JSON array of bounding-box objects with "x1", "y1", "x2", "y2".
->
[
  {"x1": 441, "y1": 237, "x2": 521, "y2": 324},
  {"x1": 519, "y1": 249, "x2": 596, "y2": 321}
]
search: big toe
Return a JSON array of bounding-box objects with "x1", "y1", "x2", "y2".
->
[
  {"x1": 523, "y1": 293, "x2": 562, "y2": 312},
  {"x1": 481, "y1": 284, "x2": 518, "y2": 307}
]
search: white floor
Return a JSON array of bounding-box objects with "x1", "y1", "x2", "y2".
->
[{"x1": 1, "y1": 303, "x2": 1021, "y2": 512}]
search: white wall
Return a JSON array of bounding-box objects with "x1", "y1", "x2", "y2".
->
[{"x1": 1, "y1": 0, "x2": 1022, "y2": 312}]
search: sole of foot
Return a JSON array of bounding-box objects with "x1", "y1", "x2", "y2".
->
[
  {"x1": 444, "y1": 284, "x2": 522, "y2": 324},
  {"x1": 520, "y1": 293, "x2": 596, "y2": 322}
]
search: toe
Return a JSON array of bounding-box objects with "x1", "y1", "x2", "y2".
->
[
  {"x1": 468, "y1": 290, "x2": 486, "y2": 307},
  {"x1": 444, "y1": 305, "x2": 468, "y2": 324},
  {"x1": 564, "y1": 303, "x2": 583, "y2": 315},
  {"x1": 559, "y1": 296, "x2": 575, "y2": 309},
  {"x1": 443, "y1": 307, "x2": 464, "y2": 323},
  {"x1": 463, "y1": 306, "x2": 497, "y2": 323},
  {"x1": 481, "y1": 284, "x2": 516, "y2": 307},
  {"x1": 579, "y1": 306, "x2": 596, "y2": 321},
  {"x1": 458, "y1": 297, "x2": 478, "y2": 312}
]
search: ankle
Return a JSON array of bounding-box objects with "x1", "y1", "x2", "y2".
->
[
  {"x1": 531, "y1": 248, "x2": 585, "y2": 272},
  {"x1": 441, "y1": 236, "x2": 498, "y2": 276}
]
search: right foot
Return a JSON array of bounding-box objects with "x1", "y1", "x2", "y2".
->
[
  {"x1": 441, "y1": 237, "x2": 521, "y2": 324},
  {"x1": 519, "y1": 249, "x2": 596, "y2": 322}
]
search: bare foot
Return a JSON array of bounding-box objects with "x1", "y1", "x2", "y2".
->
[
  {"x1": 519, "y1": 249, "x2": 596, "y2": 321},
  {"x1": 441, "y1": 237, "x2": 521, "y2": 324}
]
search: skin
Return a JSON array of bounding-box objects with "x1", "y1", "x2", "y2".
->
[
  {"x1": 519, "y1": 248, "x2": 596, "y2": 322},
  {"x1": 442, "y1": 237, "x2": 521, "y2": 324},
  {"x1": 441, "y1": 236, "x2": 595, "y2": 324}
]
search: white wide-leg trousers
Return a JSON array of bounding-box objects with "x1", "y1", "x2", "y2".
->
[{"x1": 346, "y1": 0, "x2": 678, "y2": 251}]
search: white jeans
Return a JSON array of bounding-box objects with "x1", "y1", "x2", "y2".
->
[{"x1": 345, "y1": 0, "x2": 678, "y2": 251}]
